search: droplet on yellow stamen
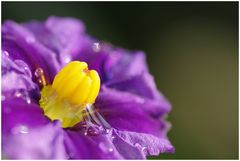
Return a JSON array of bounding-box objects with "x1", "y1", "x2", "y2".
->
[
  {"x1": 34, "y1": 67, "x2": 47, "y2": 87},
  {"x1": 39, "y1": 61, "x2": 101, "y2": 128}
]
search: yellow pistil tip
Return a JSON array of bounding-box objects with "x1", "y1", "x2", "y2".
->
[{"x1": 39, "y1": 61, "x2": 101, "y2": 128}]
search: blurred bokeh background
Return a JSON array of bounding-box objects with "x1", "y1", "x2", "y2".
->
[{"x1": 2, "y1": 2, "x2": 238, "y2": 159}]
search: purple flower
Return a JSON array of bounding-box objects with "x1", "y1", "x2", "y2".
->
[{"x1": 2, "y1": 16, "x2": 174, "y2": 159}]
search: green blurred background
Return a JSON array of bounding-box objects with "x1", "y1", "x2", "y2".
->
[{"x1": 2, "y1": 2, "x2": 238, "y2": 159}]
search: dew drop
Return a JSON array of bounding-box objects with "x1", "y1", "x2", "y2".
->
[
  {"x1": 63, "y1": 55, "x2": 71, "y2": 64},
  {"x1": 26, "y1": 98, "x2": 31, "y2": 104},
  {"x1": 105, "y1": 128, "x2": 111, "y2": 134},
  {"x1": 19, "y1": 126, "x2": 29, "y2": 134},
  {"x1": 134, "y1": 143, "x2": 148, "y2": 154},
  {"x1": 142, "y1": 146, "x2": 148, "y2": 155},
  {"x1": 23, "y1": 67, "x2": 31, "y2": 77},
  {"x1": 99, "y1": 142, "x2": 114, "y2": 154},
  {"x1": 134, "y1": 143, "x2": 142, "y2": 149},
  {"x1": 87, "y1": 126, "x2": 100, "y2": 136},
  {"x1": 13, "y1": 90, "x2": 31, "y2": 104},
  {"x1": 38, "y1": 79, "x2": 42, "y2": 84},
  {"x1": 34, "y1": 67, "x2": 46, "y2": 86},
  {"x1": 111, "y1": 135, "x2": 116, "y2": 141},
  {"x1": 14, "y1": 91, "x2": 22, "y2": 98},
  {"x1": 34, "y1": 68, "x2": 44, "y2": 78},
  {"x1": 2, "y1": 50, "x2": 9, "y2": 57},
  {"x1": 14, "y1": 60, "x2": 32, "y2": 77},
  {"x1": 92, "y1": 42, "x2": 101, "y2": 52},
  {"x1": 12, "y1": 125, "x2": 29, "y2": 134}
]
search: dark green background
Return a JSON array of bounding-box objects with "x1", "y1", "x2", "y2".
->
[{"x1": 2, "y1": 2, "x2": 238, "y2": 159}]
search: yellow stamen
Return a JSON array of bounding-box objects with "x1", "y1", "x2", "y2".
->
[
  {"x1": 35, "y1": 68, "x2": 47, "y2": 87},
  {"x1": 39, "y1": 61, "x2": 100, "y2": 128}
]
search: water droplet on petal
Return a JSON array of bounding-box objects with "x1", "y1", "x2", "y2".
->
[
  {"x1": 3, "y1": 50, "x2": 9, "y2": 57},
  {"x1": 63, "y1": 55, "x2": 71, "y2": 64},
  {"x1": 92, "y1": 42, "x2": 101, "y2": 52},
  {"x1": 26, "y1": 98, "x2": 31, "y2": 104},
  {"x1": 105, "y1": 128, "x2": 111, "y2": 134},
  {"x1": 99, "y1": 142, "x2": 114, "y2": 154},
  {"x1": 14, "y1": 91, "x2": 22, "y2": 98},
  {"x1": 34, "y1": 68, "x2": 46, "y2": 86},
  {"x1": 19, "y1": 126, "x2": 29, "y2": 134},
  {"x1": 134, "y1": 143, "x2": 142, "y2": 148},
  {"x1": 14, "y1": 90, "x2": 32, "y2": 104},
  {"x1": 111, "y1": 135, "x2": 116, "y2": 141},
  {"x1": 12, "y1": 125, "x2": 29, "y2": 134},
  {"x1": 34, "y1": 68, "x2": 44, "y2": 78},
  {"x1": 142, "y1": 146, "x2": 148, "y2": 155},
  {"x1": 23, "y1": 67, "x2": 31, "y2": 77},
  {"x1": 87, "y1": 126, "x2": 100, "y2": 136},
  {"x1": 14, "y1": 60, "x2": 32, "y2": 77},
  {"x1": 38, "y1": 79, "x2": 42, "y2": 85},
  {"x1": 134, "y1": 143, "x2": 148, "y2": 154}
]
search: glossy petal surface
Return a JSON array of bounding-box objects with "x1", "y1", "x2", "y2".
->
[
  {"x1": 2, "y1": 16, "x2": 174, "y2": 159},
  {"x1": 2, "y1": 98, "x2": 67, "y2": 159}
]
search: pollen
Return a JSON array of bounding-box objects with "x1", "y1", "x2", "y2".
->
[{"x1": 39, "y1": 61, "x2": 100, "y2": 128}]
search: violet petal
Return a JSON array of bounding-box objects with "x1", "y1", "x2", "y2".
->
[
  {"x1": 23, "y1": 16, "x2": 85, "y2": 67},
  {"x1": 113, "y1": 129, "x2": 175, "y2": 159},
  {"x1": 2, "y1": 98, "x2": 49, "y2": 135},
  {"x1": 63, "y1": 129, "x2": 123, "y2": 159},
  {"x1": 95, "y1": 86, "x2": 169, "y2": 137},
  {"x1": 2, "y1": 52, "x2": 39, "y2": 102},
  {"x1": 104, "y1": 50, "x2": 149, "y2": 81},
  {"x1": 2, "y1": 98, "x2": 67, "y2": 159},
  {"x1": 104, "y1": 72, "x2": 171, "y2": 117},
  {"x1": 2, "y1": 20, "x2": 61, "y2": 82}
]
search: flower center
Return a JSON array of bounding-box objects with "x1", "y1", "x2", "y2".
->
[{"x1": 39, "y1": 61, "x2": 100, "y2": 128}]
